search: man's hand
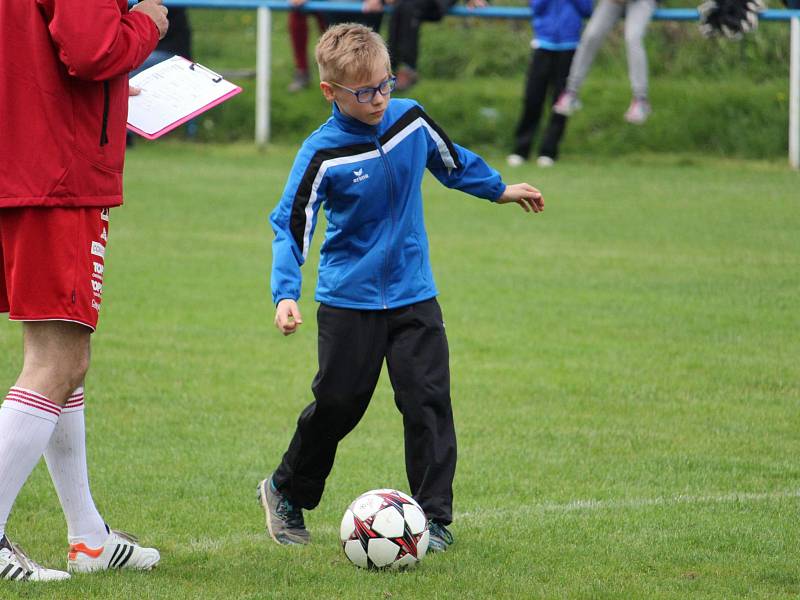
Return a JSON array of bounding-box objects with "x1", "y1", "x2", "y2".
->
[
  {"x1": 132, "y1": 0, "x2": 169, "y2": 40},
  {"x1": 129, "y1": 85, "x2": 141, "y2": 96},
  {"x1": 275, "y1": 299, "x2": 304, "y2": 336},
  {"x1": 497, "y1": 183, "x2": 544, "y2": 213}
]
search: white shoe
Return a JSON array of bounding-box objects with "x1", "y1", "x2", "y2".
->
[
  {"x1": 536, "y1": 156, "x2": 555, "y2": 168},
  {"x1": 68, "y1": 528, "x2": 160, "y2": 573},
  {"x1": 0, "y1": 535, "x2": 70, "y2": 582},
  {"x1": 506, "y1": 153, "x2": 525, "y2": 167}
]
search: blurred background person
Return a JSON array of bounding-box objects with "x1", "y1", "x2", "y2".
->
[
  {"x1": 388, "y1": 0, "x2": 487, "y2": 91},
  {"x1": 324, "y1": 0, "x2": 384, "y2": 32},
  {"x1": 553, "y1": 0, "x2": 656, "y2": 124},
  {"x1": 508, "y1": 0, "x2": 593, "y2": 168},
  {"x1": 287, "y1": 0, "x2": 328, "y2": 92}
]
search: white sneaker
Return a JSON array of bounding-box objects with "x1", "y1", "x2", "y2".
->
[
  {"x1": 68, "y1": 528, "x2": 160, "y2": 573},
  {"x1": 536, "y1": 156, "x2": 555, "y2": 168},
  {"x1": 0, "y1": 535, "x2": 70, "y2": 582},
  {"x1": 506, "y1": 153, "x2": 525, "y2": 167}
]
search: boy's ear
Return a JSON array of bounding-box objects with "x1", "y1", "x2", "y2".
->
[{"x1": 320, "y1": 81, "x2": 336, "y2": 103}]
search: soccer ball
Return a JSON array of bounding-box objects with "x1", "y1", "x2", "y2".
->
[{"x1": 339, "y1": 489, "x2": 429, "y2": 569}]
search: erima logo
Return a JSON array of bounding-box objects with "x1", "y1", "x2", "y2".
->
[{"x1": 352, "y1": 168, "x2": 369, "y2": 184}]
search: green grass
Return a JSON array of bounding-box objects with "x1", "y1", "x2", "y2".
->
[{"x1": 0, "y1": 145, "x2": 798, "y2": 598}]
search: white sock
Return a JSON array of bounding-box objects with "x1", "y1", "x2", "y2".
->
[
  {"x1": 0, "y1": 387, "x2": 61, "y2": 539},
  {"x1": 44, "y1": 387, "x2": 107, "y2": 548}
]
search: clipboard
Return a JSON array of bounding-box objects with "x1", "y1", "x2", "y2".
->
[{"x1": 127, "y1": 55, "x2": 242, "y2": 140}]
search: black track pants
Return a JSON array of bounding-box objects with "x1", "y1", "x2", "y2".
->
[
  {"x1": 272, "y1": 298, "x2": 456, "y2": 524},
  {"x1": 512, "y1": 48, "x2": 575, "y2": 160}
]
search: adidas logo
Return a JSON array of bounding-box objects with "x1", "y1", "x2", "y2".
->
[{"x1": 352, "y1": 168, "x2": 369, "y2": 184}]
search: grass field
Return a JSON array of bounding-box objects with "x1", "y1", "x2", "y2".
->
[{"x1": 0, "y1": 144, "x2": 798, "y2": 599}]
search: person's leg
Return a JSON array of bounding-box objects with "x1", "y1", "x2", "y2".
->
[
  {"x1": 43, "y1": 386, "x2": 107, "y2": 549},
  {"x1": 384, "y1": 299, "x2": 455, "y2": 529},
  {"x1": 288, "y1": 10, "x2": 309, "y2": 74},
  {"x1": 565, "y1": 0, "x2": 625, "y2": 94},
  {"x1": 538, "y1": 49, "x2": 575, "y2": 160},
  {"x1": 0, "y1": 322, "x2": 86, "y2": 581},
  {"x1": 0, "y1": 321, "x2": 90, "y2": 543},
  {"x1": 624, "y1": 0, "x2": 656, "y2": 99},
  {"x1": 272, "y1": 305, "x2": 387, "y2": 510},
  {"x1": 287, "y1": 10, "x2": 312, "y2": 91},
  {"x1": 389, "y1": 0, "x2": 441, "y2": 71},
  {"x1": 512, "y1": 49, "x2": 555, "y2": 160}
]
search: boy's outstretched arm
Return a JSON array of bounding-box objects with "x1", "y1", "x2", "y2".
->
[
  {"x1": 275, "y1": 299, "x2": 303, "y2": 336},
  {"x1": 269, "y1": 144, "x2": 327, "y2": 336},
  {"x1": 497, "y1": 183, "x2": 545, "y2": 213}
]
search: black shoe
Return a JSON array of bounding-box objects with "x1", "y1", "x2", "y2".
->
[
  {"x1": 427, "y1": 520, "x2": 454, "y2": 552},
  {"x1": 257, "y1": 477, "x2": 310, "y2": 545}
]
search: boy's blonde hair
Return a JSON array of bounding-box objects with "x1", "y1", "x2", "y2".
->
[{"x1": 315, "y1": 23, "x2": 391, "y2": 83}]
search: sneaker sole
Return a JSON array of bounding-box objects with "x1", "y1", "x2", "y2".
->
[{"x1": 257, "y1": 480, "x2": 308, "y2": 546}]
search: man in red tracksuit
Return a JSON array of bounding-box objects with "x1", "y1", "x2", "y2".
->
[{"x1": 0, "y1": 0, "x2": 168, "y2": 581}]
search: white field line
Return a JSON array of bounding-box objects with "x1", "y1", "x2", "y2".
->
[
  {"x1": 187, "y1": 489, "x2": 800, "y2": 553},
  {"x1": 456, "y1": 488, "x2": 800, "y2": 521}
]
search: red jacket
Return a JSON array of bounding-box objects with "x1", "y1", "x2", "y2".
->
[{"x1": 0, "y1": 0, "x2": 159, "y2": 208}]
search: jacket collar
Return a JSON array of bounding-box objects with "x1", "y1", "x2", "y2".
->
[{"x1": 332, "y1": 102, "x2": 381, "y2": 136}]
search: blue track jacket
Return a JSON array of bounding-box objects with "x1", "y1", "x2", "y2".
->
[
  {"x1": 531, "y1": 0, "x2": 593, "y2": 51},
  {"x1": 270, "y1": 98, "x2": 507, "y2": 310}
]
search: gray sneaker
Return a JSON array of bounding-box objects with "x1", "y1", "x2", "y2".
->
[
  {"x1": 427, "y1": 520, "x2": 454, "y2": 552},
  {"x1": 257, "y1": 478, "x2": 310, "y2": 545},
  {"x1": 287, "y1": 70, "x2": 310, "y2": 93}
]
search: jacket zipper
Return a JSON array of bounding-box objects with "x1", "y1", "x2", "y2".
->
[
  {"x1": 374, "y1": 135, "x2": 395, "y2": 310},
  {"x1": 100, "y1": 81, "x2": 110, "y2": 146}
]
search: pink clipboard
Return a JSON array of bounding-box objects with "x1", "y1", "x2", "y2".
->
[{"x1": 127, "y1": 56, "x2": 243, "y2": 140}]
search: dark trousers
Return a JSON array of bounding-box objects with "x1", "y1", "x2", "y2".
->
[
  {"x1": 512, "y1": 48, "x2": 575, "y2": 160},
  {"x1": 273, "y1": 298, "x2": 457, "y2": 524},
  {"x1": 324, "y1": 10, "x2": 383, "y2": 32},
  {"x1": 388, "y1": 0, "x2": 446, "y2": 70}
]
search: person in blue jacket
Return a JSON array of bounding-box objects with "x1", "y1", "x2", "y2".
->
[
  {"x1": 257, "y1": 23, "x2": 544, "y2": 553},
  {"x1": 508, "y1": 0, "x2": 593, "y2": 168}
]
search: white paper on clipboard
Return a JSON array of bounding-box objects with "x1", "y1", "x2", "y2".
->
[{"x1": 127, "y1": 56, "x2": 241, "y2": 139}]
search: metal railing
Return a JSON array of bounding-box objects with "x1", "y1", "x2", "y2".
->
[{"x1": 157, "y1": 1, "x2": 800, "y2": 168}]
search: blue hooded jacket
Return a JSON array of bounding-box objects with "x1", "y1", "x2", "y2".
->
[
  {"x1": 270, "y1": 98, "x2": 506, "y2": 310},
  {"x1": 530, "y1": 0, "x2": 594, "y2": 51}
]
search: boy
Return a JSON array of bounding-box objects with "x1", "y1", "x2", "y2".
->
[{"x1": 258, "y1": 23, "x2": 544, "y2": 551}]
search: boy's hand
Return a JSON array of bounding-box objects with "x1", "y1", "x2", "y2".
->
[
  {"x1": 497, "y1": 183, "x2": 544, "y2": 213},
  {"x1": 275, "y1": 299, "x2": 303, "y2": 336}
]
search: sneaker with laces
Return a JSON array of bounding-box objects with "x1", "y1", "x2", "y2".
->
[
  {"x1": 552, "y1": 90, "x2": 581, "y2": 116},
  {"x1": 0, "y1": 535, "x2": 70, "y2": 582},
  {"x1": 257, "y1": 477, "x2": 310, "y2": 545},
  {"x1": 624, "y1": 98, "x2": 651, "y2": 124},
  {"x1": 427, "y1": 520, "x2": 454, "y2": 552},
  {"x1": 67, "y1": 527, "x2": 160, "y2": 573}
]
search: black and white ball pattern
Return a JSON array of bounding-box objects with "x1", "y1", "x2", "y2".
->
[{"x1": 340, "y1": 489, "x2": 429, "y2": 569}]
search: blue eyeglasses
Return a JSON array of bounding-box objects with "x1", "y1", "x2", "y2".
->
[{"x1": 329, "y1": 77, "x2": 397, "y2": 104}]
